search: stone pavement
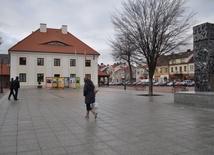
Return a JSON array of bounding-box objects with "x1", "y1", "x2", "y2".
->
[{"x1": 1, "y1": 88, "x2": 214, "y2": 155}]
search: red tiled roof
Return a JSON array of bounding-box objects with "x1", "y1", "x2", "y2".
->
[
  {"x1": 9, "y1": 28, "x2": 100, "y2": 55},
  {"x1": 98, "y1": 70, "x2": 109, "y2": 77}
]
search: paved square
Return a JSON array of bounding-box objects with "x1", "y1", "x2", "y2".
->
[{"x1": 1, "y1": 88, "x2": 214, "y2": 155}]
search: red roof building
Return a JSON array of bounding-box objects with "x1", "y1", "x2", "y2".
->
[{"x1": 8, "y1": 23, "x2": 100, "y2": 87}]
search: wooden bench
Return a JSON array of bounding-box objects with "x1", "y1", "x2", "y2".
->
[
  {"x1": 172, "y1": 86, "x2": 188, "y2": 93},
  {"x1": 134, "y1": 85, "x2": 146, "y2": 91}
]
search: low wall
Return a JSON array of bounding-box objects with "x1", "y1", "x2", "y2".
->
[{"x1": 174, "y1": 91, "x2": 214, "y2": 108}]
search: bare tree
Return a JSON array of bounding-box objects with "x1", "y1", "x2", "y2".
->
[
  {"x1": 111, "y1": 0, "x2": 195, "y2": 95},
  {"x1": 109, "y1": 33, "x2": 139, "y2": 84}
]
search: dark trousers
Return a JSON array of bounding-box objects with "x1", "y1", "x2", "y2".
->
[
  {"x1": 86, "y1": 104, "x2": 92, "y2": 111},
  {"x1": 8, "y1": 89, "x2": 15, "y2": 99},
  {"x1": 14, "y1": 88, "x2": 19, "y2": 99}
]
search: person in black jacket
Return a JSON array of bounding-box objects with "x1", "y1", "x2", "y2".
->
[
  {"x1": 13, "y1": 76, "x2": 20, "y2": 100},
  {"x1": 83, "y1": 77, "x2": 98, "y2": 119},
  {"x1": 8, "y1": 78, "x2": 15, "y2": 100}
]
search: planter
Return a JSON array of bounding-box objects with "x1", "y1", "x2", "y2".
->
[{"x1": 37, "y1": 85, "x2": 42, "y2": 88}]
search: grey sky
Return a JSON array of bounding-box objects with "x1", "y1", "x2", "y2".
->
[{"x1": 0, "y1": 0, "x2": 214, "y2": 65}]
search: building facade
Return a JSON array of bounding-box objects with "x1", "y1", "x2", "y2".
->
[
  {"x1": 135, "y1": 49, "x2": 195, "y2": 83},
  {"x1": 9, "y1": 24, "x2": 100, "y2": 87}
]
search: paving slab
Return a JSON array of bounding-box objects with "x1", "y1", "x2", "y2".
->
[{"x1": 0, "y1": 87, "x2": 214, "y2": 155}]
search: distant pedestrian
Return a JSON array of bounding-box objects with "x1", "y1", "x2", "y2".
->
[
  {"x1": 8, "y1": 78, "x2": 15, "y2": 100},
  {"x1": 83, "y1": 77, "x2": 98, "y2": 119},
  {"x1": 14, "y1": 76, "x2": 20, "y2": 100}
]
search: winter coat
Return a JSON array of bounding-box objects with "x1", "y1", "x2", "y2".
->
[
  {"x1": 83, "y1": 79, "x2": 95, "y2": 104},
  {"x1": 9, "y1": 80, "x2": 14, "y2": 90},
  {"x1": 13, "y1": 78, "x2": 20, "y2": 90}
]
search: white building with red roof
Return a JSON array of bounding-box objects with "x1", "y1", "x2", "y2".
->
[{"x1": 8, "y1": 23, "x2": 100, "y2": 87}]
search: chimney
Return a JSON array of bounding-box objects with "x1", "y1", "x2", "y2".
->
[
  {"x1": 61, "y1": 25, "x2": 67, "y2": 34},
  {"x1": 40, "y1": 23, "x2": 47, "y2": 33}
]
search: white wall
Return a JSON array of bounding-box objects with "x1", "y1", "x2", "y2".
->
[{"x1": 10, "y1": 51, "x2": 99, "y2": 87}]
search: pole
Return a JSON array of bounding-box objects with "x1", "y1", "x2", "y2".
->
[
  {"x1": 0, "y1": 58, "x2": 3, "y2": 93},
  {"x1": 124, "y1": 63, "x2": 126, "y2": 90}
]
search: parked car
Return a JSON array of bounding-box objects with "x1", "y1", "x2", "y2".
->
[
  {"x1": 186, "y1": 81, "x2": 195, "y2": 87},
  {"x1": 153, "y1": 81, "x2": 161, "y2": 86},
  {"x1": 166, "y1": 81, "x2": 174, "y2": 86},
  {"x1": 159, "y1": 81, "x2": 168, "y2": 86},
  {"x1": 182, "y1": 80, "x2": 192, "y2": 86}
]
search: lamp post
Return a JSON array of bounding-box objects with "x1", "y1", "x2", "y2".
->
[
  {"x1": 124, "y1": 63, "x2": 126, "y2": 90},
  {"x1": 0, "y1": 56, "x2": 8, "y2": 93}
]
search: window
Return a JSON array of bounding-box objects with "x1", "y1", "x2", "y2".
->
[
  {"x1": 85, "y1": 60, "x2": 91, "y2": 67},
  {"x1": 37, "y1": 73, "x2": 44, "y2": 82},
  {"x1": 175, "y1": 67, "x2": 177, "y2": 71},
  {"x1": 37, "y1": 58, "x2": 44, "y2": 66},
  {"x1": 54, "y1": 59, "x2": 60, "y2": 66},
  {"x1": 165, "y1": 68, "x2": 168, "y2": 73},
  {"x1": 180, "y1": 66, "x2": 182, "y2": 72},
  {"x1": 19, "y1": 73, "x2": 26, "y2": 82},
  {"x1": 19, "y1": 57, "x2": 26, "y2": 65},
  {"x1": 85, "y1": 74, "x2": 91, "y2": 79},
  {"x1": 160, "y1": 68, "x2": 162, "y2": 73},
  {"x1": 190, "y1": 65, "x2": 194, "y2": 71},
  {"x1": 184, "y1": 66, "x2": 187, "y2": 72},
  {"x1": 171, "y1": 67, "x2": 173, "y2": 72},
  {"x1": 155, "y1": 69, "x2": 158, "y2": 73},
  {"x1": 70, "y1": 74, "x2": 76, "y2": 78},
  {"x1": 70, "y1": 59, "x2": 76, "y2": 66},
  {"x1": 54, "y1": 74, "x2": 60, "y2": 77}
]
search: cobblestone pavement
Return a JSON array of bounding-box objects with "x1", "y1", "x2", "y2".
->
[{"x1": 0, "y1": 87, "x2": 214, "y2": 155}]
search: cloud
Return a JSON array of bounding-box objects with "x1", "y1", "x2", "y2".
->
[{"x1": 1, "y1": 0, "x2": 214, "y2": 64}]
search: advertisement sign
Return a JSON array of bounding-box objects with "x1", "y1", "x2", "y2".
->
[
  {"x1": 76, "y1": 77, "x2": 80, "y2": 88},
  {"x1": 46, "y1": 77, "x2": 53, "y2": 89},
  {"x1": 52, "y1": 77, "x2": 58, "y2": 88},
  {"x1": 64, "y1": 77, "x2": 69, "y2": 88},
  {"x1": 58, "y1": 77, "x2": 64, "y2": 88},
  {"x1": 69, "y1": 77, "x2": 76, "y2": 88}
]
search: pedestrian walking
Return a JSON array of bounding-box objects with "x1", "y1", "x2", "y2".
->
[
  {"x1": 8, "y1": 78, "x2": 15, "y2": 100},
  {"x1": 83, "y1": 77, "x2": 98, "y2": 119},
  {"x1": 14, "y1": 76, "x2": 20, "y2": 100}
]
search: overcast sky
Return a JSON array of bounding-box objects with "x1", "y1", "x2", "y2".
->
[{"x1": 0, "y1": 0, "x2": 214, "y2": 65}]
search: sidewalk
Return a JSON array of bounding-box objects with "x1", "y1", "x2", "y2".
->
[{"x1": 0, "y1": 87, "x2": 214, "y2": 155}]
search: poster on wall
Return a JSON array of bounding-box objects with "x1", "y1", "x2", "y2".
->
[
  {"x1": 64, "y1": 77, "x2": 69, "y2": 88},
  {"x1": 69, "y1": 77, "x2": 76, "y2": 88},
  {"x1": 46, "y1": 77, "x2": 53, "y2": 89},
  {"x1": 76, "y1": 77, "x2": 80, "y2": 88},
  {"x1": 58, "y1": 77, "x2": 64, "y2": 88},
  {"x1": 52, "y1": 77, "x2": 58, "y2": 88}
]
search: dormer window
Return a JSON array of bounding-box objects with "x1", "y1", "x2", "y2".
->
[{"x1": 46, "y1": 41, "x2": 67, "y2": 46}]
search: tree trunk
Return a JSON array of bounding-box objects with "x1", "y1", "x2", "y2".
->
[
  {"x1": 128, "y1": 62, "x2": 133, "y2": 84},
  {"x1": 148, "y1": 75, "x2": 153, "y2": 96}
]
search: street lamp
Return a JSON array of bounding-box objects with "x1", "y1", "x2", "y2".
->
[
  {"x1": 0, "y1": 56, "x2": 9, "y2": 93},
  {"x1": 124, "y1": 63, "x2": 126, "y2": 90}
]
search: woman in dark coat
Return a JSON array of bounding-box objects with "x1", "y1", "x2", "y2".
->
[{"x1": 83, "y1": 77, "x2": 98, "y2": 119}]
